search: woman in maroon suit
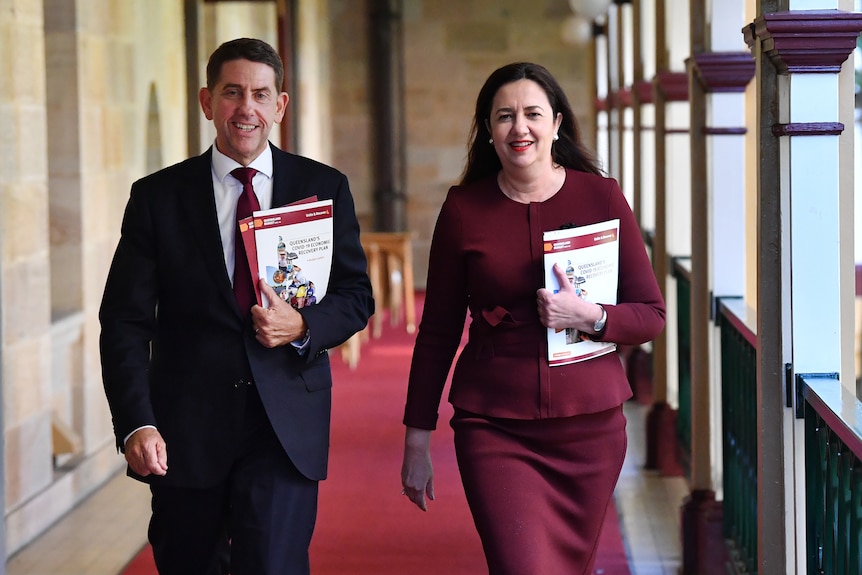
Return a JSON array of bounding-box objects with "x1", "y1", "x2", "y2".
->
[{"x1": 400, "y1": 62, "x2": 665, "y2": 574}]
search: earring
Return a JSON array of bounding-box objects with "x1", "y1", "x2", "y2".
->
[
  {"x1": 553, "y1": 133, "x2": 559, "y2": 141},
  {"x1": 489, "y1": 138, "x2": 494, "y2": 144}
]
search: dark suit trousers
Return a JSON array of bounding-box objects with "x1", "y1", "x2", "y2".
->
[{"x1": 148, "y1": 384, "x2": 319, "y2": 575}]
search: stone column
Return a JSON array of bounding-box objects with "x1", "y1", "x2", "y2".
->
[
  {"x1": 0, "y1": 0, "x2": 52, "y2": 563},
  {"x1": 370, "y1": 0, "x2": 407, "y2": 232}
]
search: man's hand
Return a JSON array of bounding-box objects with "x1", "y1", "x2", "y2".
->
[
  {"x1": 125, "y1": 428, "x2": 168, "y2": 477},
  {"x1": 251, "y1": 280, "x2": 308, "y2": 348}
]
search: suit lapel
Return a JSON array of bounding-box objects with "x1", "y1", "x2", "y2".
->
[
  {"x1": 177, "y1": 149, "x2": 244, "y2": 317},
  {"x1": 271, "y1": 144, "x2": 296, "y2": 208}
]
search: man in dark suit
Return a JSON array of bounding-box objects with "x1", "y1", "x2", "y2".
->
[{"x1": 99, "y1": 38, "x2": 373, "y2": 575}]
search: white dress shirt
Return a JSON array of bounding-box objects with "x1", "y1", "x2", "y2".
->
[{"x1": 210, "y1": 144, "x2": 274, "y2": 285}]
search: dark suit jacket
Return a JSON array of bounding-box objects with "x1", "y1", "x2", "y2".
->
[{"x1": 100, "y1": 144, "x2": 373, "y2": 487}]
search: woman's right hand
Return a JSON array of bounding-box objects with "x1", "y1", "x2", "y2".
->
[
  {"x1": 401, "y1": 426, "x2": 435, "y2": 511},
  {"x1": 537, "y1": 263, "x2": 604, "y2": 333}
]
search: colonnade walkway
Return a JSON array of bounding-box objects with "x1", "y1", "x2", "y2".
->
[
  {"x1": 6, "y1": 402, "x2": 686, "y2": 575},
  {"x1": 6, "y1": 297, "x2": 687, "y2": 575}
]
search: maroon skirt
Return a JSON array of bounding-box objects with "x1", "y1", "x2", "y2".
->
[{"x1": 451, "y1": 405, "x2": 627, "y2": 575}]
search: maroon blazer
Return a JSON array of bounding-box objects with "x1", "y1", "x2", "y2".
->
[{"x1": 404, "y1": 169, "x2": 665, "y2": 430}]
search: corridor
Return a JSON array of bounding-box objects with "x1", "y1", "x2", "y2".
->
[{"x1": 6, "y1": 400, "x2": 687, "y2": 575}]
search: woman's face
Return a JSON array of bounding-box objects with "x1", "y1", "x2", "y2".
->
[{"x1": 487, "y1": 79, "x2": 562, "y2": 173}]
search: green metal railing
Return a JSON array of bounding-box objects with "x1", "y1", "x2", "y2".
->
[
  {"x1": 803, "y1": 377, "x2": 862, "y2": 575},
  {"x1": 673, "y1": 257, "x2": 692, "y2": 477},
  {"x1": 717, "y1": 298, "x2": 758, "y2": 575}
]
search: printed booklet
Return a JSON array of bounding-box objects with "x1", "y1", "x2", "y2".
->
[
  {"x1": 542, "y1": 219, "x2": 620, "y2": 367},
  {"x1": 239, "y1": 197, "x2": 333, "y2": 310}
]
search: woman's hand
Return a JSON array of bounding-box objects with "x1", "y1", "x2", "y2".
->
[
  {"x1": 537, "y1": 263, "x2": 604, "y2": 332},
  {"x1": 401, "y1": 426, "x2": 435, "y2": 511}
]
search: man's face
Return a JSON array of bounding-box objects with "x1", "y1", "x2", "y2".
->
[{"x1": 199, "y1": 58, "x2": 289, "y2": 166}]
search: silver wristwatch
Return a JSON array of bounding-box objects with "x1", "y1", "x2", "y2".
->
[{"x1": 593, "y1": 305, "x2": 607, "y2": 332}]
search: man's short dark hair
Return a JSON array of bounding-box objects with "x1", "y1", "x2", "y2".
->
[{"x1": 206, "y1": 38, "x2": 285, "y2": 92}]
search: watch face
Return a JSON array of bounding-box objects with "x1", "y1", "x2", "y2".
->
[{"x1": 594, "y1": 308, "x2": 607, "y2": 331}]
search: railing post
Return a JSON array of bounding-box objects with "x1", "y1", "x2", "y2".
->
[
  {"x1": 682, "y1": 0, "x2": 753, "y2": 569},
  {"x1": 746, "y1": 5, "x2": 862, "y2": 573}
]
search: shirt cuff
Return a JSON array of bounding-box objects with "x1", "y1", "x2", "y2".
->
[
  {"x1": 291, "y1": 329, "x2": 310, "y2": 355},
  {"x1": 124, "y1": 425, "x2": 157, "y2": 446}
]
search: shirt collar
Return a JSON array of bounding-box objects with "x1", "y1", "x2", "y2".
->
[{"x1": 211, "y1": 143, "x2": 274, "y2": 183}]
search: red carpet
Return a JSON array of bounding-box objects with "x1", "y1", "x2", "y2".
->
[{"x1": 120, "y1": 295, "x2": 630, "y2": 575}]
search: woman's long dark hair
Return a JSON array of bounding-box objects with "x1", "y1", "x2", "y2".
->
[{"x1": 460, "y1": 62, "x2": 602, "y2": 185}]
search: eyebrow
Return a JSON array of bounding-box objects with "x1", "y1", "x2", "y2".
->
[
  {"x1": 222, "y1": 83, "x2": 273, "y2": 94},
  {"x1": 494, "y1": 104, "x2": 545, "y2": 114}
]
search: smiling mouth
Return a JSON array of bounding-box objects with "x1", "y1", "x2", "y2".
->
[
  {"x1": 233, "y1": 122, "x2": 258, "y2": 132},
  {"x1": 510, "y1": 141, "x2": 533, "y2": 151}
]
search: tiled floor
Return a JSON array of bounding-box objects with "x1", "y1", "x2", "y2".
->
[
  {"x1": 617, "y1": 402, "x2": 688, "y2": 575},
  {"x1": 6, "y1": 472, "x2": 151, "y2": 575},
  {"x1": 5, "y1": 401, "x2": 688, "y2": 575}
]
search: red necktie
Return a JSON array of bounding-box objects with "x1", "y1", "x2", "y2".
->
[{"x1": 232, "y1": 167, "x2": 260, "y2": 315}]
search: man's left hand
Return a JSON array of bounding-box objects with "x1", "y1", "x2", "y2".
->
[{"x1": 251, "y1": 281, "x2": 308, "y2": 348}]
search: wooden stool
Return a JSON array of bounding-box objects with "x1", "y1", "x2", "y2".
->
[
  {"x1": 340, "y1": 332, "x2": 362, "y2": 370},
  {"x1": 361, "y1": 232, "x2": 416, "y2": 338}
]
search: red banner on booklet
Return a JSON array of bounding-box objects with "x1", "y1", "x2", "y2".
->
[{"x1": 238, "y1": 195, "x2": 319, "y2": 306}]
